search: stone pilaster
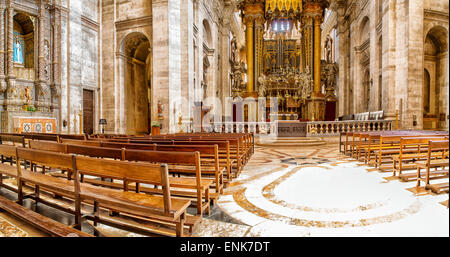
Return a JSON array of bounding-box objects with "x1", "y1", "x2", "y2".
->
[
  {"x1": 336, "y1": 4, "x2": 348, "y2": 117},
  {"x1": 0, "y1": 4, "x2": 6, "y2": 93},
  {"x1": 51, "y1": 4, "x2": 62, "y2": 100},
  {"x1": 6, "y1": 1, "x2": 15, "y2": 112},
  {"x1": 152, "y1": 0, "x2": 182, "y2": 133},
  {"x1": 36, "y1": 0, "x2": 50, "y2": 112},
  {"x1": 254, "y1": 16, "x2": 264, "y2": 92},
  {"x1": 405, "y1": 0, "x2": 424, "y2": 130}
]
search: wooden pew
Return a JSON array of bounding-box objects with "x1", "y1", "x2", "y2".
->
[
  {"x1": 376, "y1": 133, "x2": 449, "y2": 169},
  {"x1": 416, "y1": 140, "x2": 449, "y2": 194},
  {"x1": 8, "y1": 147, "x2": 191, "y2": 237},
  {"x1": 151, "y1": 142, "x2": 234, "y2": 179},
  {"x1": 57, "y1": 134, "x2": 87, "y2": 143},
  {"x1": 0, "y1": 145, "x2": 21, "y2": 193},
  {"x1": 101, "y1": 138, "x2": 244, "y2": 176},
  {"x1": 28, "y1": 140, "x2": 212, "y2": 218},
  {"x1": 0, "y1": 195, "x2": 93, "y2": 237},
  {"x1": 0, "y1": 135, "x2": 26, "y2": 165},
  {"x1": 110, "y1": 134, "x2": 249, "y2": 165},
  {"x1": 71, "y1": 137, "x2": 242, "y2": 178},
  {"x1": 392, "y1": 136, "x2": 449, "y2": 179}
]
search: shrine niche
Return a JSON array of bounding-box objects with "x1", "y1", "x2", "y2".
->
[{"x1": 13, "y1": 13, "x2": 35, "y2": 79}]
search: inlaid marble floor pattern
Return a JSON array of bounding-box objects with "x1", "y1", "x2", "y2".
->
[
  {"x1": 0, "y1": 143, "x2": 448, "y2": 237},
  {"x1": 213, "y1": 144, "x2": 449, "y2": 237}
]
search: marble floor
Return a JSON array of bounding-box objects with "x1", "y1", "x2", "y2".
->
[
  {"x1": 214, "y1": 143, "x2": 449, "y2": 237},
  {"x1": 0, "y1": 141, "x2": 448, "y2": 237}
]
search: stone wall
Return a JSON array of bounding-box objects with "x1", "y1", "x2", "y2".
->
[
  {"x1": 100, "y1": 0, "x2": 240, "y2": 134},
  {"x1": 326, "y1": 0, "x2": 449, "y2": 130}
]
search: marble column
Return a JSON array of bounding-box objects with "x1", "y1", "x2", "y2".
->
[{"x1": 244, "y1": 16, "x2": 254, "y2": 93}]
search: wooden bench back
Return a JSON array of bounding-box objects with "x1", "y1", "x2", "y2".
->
[
  {"x1": 0, "y1": 144, "x2": 18, "y2": 157},
  {"x1": 29, "y1": 140, "x2": 67, "y2": 153},
  {"x1": 0, "y1": 135, "x2": 25, "y2": 146},
  {"x1": 75, "y1": 155, "x2": 168, "y2": 186},
  {"x1": 400, "y1": 136, "x2": 449, "y2": 146},
  {"x1": 67, "y1": 144, "x2": 123, "y2": 160},
  {"x1": 381, "y1": 134, "x2": 449, "y2": 144},
  {"x1": 23, "y1": 134, "x2": 58, "y2": 142},
  {"x1": 154, "y1": 144, "x2": 217, "y2": 155},
  {"x1": 124, "y1": 149, "x2": 199, "y2": 166},
  {"x1": 61, "y1": 139, "x2": 101, "y2": 147},
  {"x1": 17, "y1": 148, "x2": 75, "y2": 172},
  {"x1": 428, "y1": 140, "x2": 449, "y2": 151},
  {"x1": 101, "y1": 142, "x2": 154, "y2": 151},
  {"x1": 57, "y1": 134, "x2": 87, "y2": 143}
]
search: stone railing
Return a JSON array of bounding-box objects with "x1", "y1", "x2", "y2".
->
[
  {"x1": 180, "y1": 120, "x2": 393, "y2": 136},
  {"x1": 305, "y1": 120, "x2": 393, "y2": 136}
]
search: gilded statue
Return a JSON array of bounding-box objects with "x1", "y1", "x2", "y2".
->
[{"x1": 25, "y1": 87, "x2": 32, "y2": 104}]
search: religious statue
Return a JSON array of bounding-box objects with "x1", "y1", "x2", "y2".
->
[
  {"x1": 257, "y1": 74, "x2": 267, "y2": 97},
  {"x1": 325, "y1": 35, "x2": 332, "y2": 63},
  {"x1": 14, "y1": 37, "x2": 24, "y2": 64},
  {"x1": 231, "y1": 37, "x2": 237, "y2": 64},
  {"x1": 299, "y1": 67, "x2": 313, "y2": 99},
  {"x1": 157, "y1": 100, "x2": 164, "y2": 119},
  {"x1": 25, "y1": 87, "x2": 32, "y2": 105}
]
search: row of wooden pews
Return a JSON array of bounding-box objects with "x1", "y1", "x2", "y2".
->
[
  {"x1": 0, "y1": 132, "x2": 254, "y2": 236},
  {"x1": 340, "y1": 130, "x2": 449, "y2": 202}
]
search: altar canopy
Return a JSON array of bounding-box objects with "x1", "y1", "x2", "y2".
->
[{"x1": 235, "y1": 0, "x2": 337, "y2": 122}]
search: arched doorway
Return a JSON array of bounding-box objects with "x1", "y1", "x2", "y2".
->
[
  {"x1": 120, "y1": 32, "x2": 152, "y2": 135},
  {"x1": 423, "y1": 26, "x2": 448, "y2": 130}
]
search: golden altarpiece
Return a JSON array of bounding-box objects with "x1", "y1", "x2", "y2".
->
[{"x1": 235, "y1": 0, "x2": 337, "y2": 122}]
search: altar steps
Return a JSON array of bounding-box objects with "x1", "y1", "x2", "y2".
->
[{"x1": 255, "y1": 137, "x2": 326, "y2": 147}]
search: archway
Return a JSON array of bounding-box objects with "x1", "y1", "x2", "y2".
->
[
  {"x1": 120, "y1": 32, "x2": 152, "y2": 135},
  {"x1": 423, "y1": 26, "x2": 448, "y2": 130}
]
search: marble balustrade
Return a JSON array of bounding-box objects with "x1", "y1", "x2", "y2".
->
[{"x1": 178, "y1": 120, "x2": 394, "y2": 136}]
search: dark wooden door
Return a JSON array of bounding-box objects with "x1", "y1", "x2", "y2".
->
[
  {"x1": 325, "y1": 101, "x2": 336, "y2": 121},
  {"x1": 83, "y1": 89, "x2": 94, "y2": 135}
]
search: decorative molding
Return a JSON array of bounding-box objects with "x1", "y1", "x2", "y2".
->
[
  {"x1": 81, "y1": 15, "x2": 99, "y2": 32},
  {"x1": 424, "y1": 9, "x2": 449, "y2": 23},
  {"x1": 115, "y1": 16, "x2": 152, "y2": 32}
]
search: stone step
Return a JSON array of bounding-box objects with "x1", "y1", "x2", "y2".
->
[{"x1": 255, "y1": 137, "x2": 327, "y2": 147}]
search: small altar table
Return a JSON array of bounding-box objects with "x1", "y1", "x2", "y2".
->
[
  {"x1": 276, "y1": 121, "x2": 307, "y2": 137},
  {"x1": 13, "y1": 117, "x2": 57, "y2": 134}
]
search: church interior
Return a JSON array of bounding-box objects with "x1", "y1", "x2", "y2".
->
[{"x1": 0, "y1": 0, "x2": 448, "y2": 238}]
